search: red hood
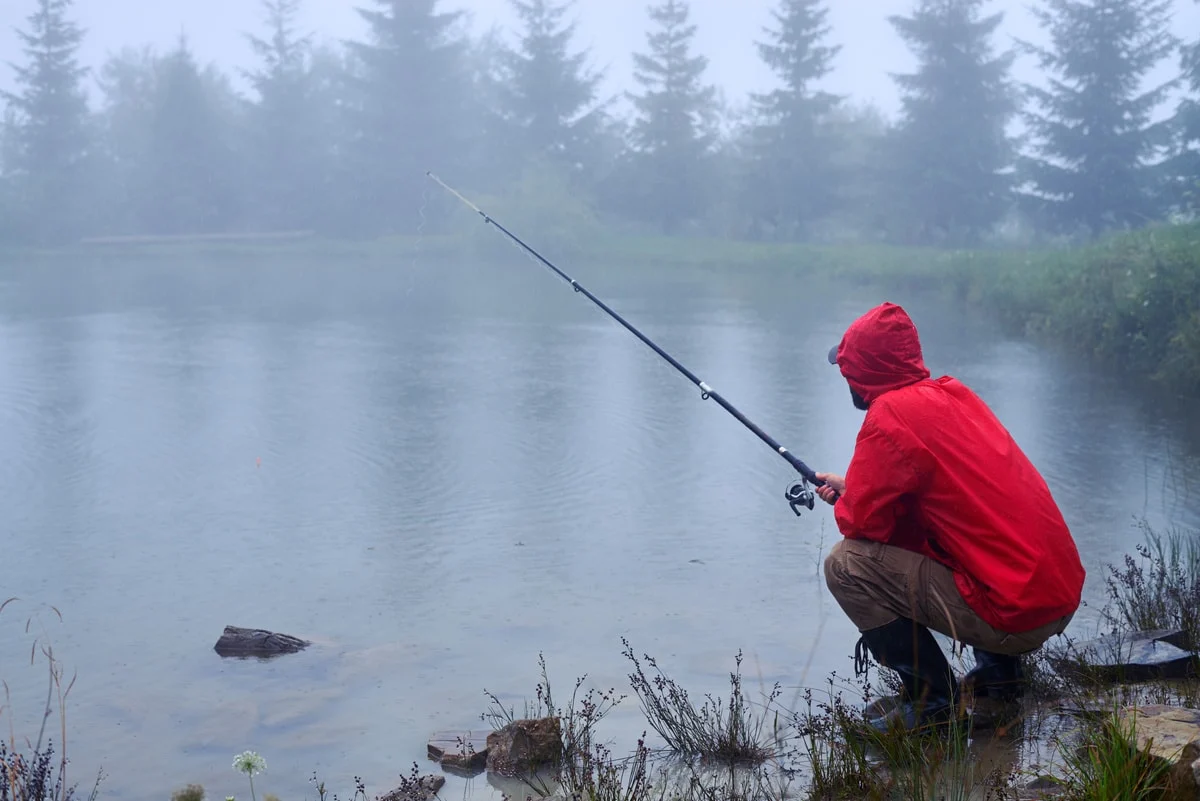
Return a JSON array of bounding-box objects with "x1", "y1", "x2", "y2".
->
[{"x1": 831, "y1": 302, "x2": 931, "y2": 404}]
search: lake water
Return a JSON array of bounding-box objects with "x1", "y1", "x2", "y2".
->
[{"x1": 0, "y1": 252, "x2": 1197, "y2": 799}]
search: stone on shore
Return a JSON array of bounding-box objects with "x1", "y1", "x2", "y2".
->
[
  {"x1": 485, "y1": 717, "x2": 563, "y2": 777},
  {"x1": 427, "y1": 730, "x2": 489, "y2": 776},
  {"x1": 213, "y1": 625, "x2": 311, "y2": 658},
  {"x1": 380, "y1": 774, "x2": 445, "y2": 801},
  {"x1": 1049, "y1": 629, "x2": 1198, "y2": 684},
  {"x1": 1119, "y1": 704, "x2": 1200, "y2": 798}
]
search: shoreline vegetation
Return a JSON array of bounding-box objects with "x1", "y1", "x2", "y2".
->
[
  {"x1": 4, "y1": 217, "x2": 1200, "y2": 397},
  {"x1": 7, "y1": 521, "x2": 1200, "y2": 800}
]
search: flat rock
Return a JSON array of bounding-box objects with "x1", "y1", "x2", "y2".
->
[
  {"x1": 1120, "y1": 705, "x2": 1200, "y2": 797},
  {"x1": 1120, "y1": 704, "x2": 1200, "y2": 762},
  {"x1": 427, "y1": 730, "x2": 489, "y2": 776},
  {"x1": 1049, "y1": 629, "x2": 1198, "y2": 683},
  {"x1": 213, "y1": 625, "x2": 311, "y2": 659}
]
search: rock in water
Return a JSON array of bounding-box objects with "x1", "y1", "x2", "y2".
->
[
  {"x1": 427, "y1": 730, "x2": 489, "y2": 776},
  {"x1": 485, "y1": 717, "x2": 562, "y2": 777},
  {"x1": 1050, "y1": 629, "x2": 1197, "y2": 683},
  {"x1": 213, "y1": 626, "x2": 310, "y2": 658}
]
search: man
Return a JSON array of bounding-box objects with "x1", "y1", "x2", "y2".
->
[{"x1": 815, "y1": 301, "x2": 1085, "y2": 734}]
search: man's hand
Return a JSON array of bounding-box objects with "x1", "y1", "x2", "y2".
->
[{"x1": 815, "y1": 472, "x2": 845, "y2": 505}]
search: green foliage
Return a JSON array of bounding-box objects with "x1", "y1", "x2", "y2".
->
[
  {"x1": 1055, "y1": 709, "x2": 1174, "y2": 801},
  {"x1": 345, "y1": 0, "x2": 473, "y2": 235},
  {"x1": 88, "y1": 36, "x2": 247, "y2": 237},
  {"x1": 739, "y1": 0, "x2": 846, "y2": 240},
  {"x1": 1018, "y1": 0, "x2": 1181, "y2": 237},
  {"x1": 7, "y1": 0, "x2": 1200, "y2": 251},
  {"x1": 140, "y1": 37, "x2": 244, "y2": 235},
  {"x1": 496, "y1": 0, "x2": 608, "y2": 177},
  {"x1": 880, "y1": 0, "x2": 1019, "y2": 246},
  {"x1": 1, "y1": 0, "x2": 92, "y2": 245},
  {"x1": 92, "y1": 45, "x2": 158, "y2": 235},
  {"x1": 623, "y1": 0, "x2": 718, "y2": 234},
  {"x1": 242, "y1": 0, "x2": 328, "y2": 232},
  {"x1": 1168, "y1": 28, "x2": 1200, "y2": 215},
  {"x1": 970, "y1": 223, "x2": 1200, "y2": 394}
]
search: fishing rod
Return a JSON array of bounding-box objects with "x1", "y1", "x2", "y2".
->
[{"x1": 425, "y1": 171, "x2": 837, "y2": 516}]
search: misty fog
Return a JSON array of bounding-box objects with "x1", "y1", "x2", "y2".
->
[{"x1": 3, "y1": 0, "x2": 1200, "y2": 798}]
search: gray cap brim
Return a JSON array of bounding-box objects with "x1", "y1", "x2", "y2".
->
[{"x1": 827, "y1": 344, "x2": 839, "y2": 365}]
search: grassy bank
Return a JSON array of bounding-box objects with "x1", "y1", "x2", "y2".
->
[
  {"x1": 3, "y1": 219, "x2": 1199, "y2": 395},
  {"x1": 956, "y1": 223, "x2": 1200, "y2": 399}
]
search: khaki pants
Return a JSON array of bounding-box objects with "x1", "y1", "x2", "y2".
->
[{"x1": 824, "y1": 538, "x2": 1073, "y2": 656}]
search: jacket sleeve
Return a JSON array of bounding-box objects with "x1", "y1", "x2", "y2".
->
[{"x1": 834, "y1": 408, "x2": 924, "y2": 545}]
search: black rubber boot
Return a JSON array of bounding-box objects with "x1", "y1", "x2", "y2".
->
[
  {"x1": 855, "y1": 617, "x2": 959, "y2": 735},
  {"x1": 960, "y1": 648, "x2": 1025, "y2": 702}
]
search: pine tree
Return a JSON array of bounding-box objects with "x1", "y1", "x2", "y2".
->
[
  {"x1": 881, "y1": 0, "x2": 1018, "y2": 246},
  {"x1": 93, "y1": 46, "x2": 154, "y2": 234},
  {"x1": 140, "y1": 37, "x2": 242, "y2": 235},
  {"x1": 345, "y1": 0, "x2": 472, "y2": 235},
  {"x1": 1168, "y1": 24, "x2": 1200, "y2": 213},
  {"x1": 626, "y1": 0, "x2": 718, "y2": 233},
  {"x1": 743, "y1": 0, "x2": 843, "y2": 239},
  {"x1": 243, "y1": 0, "x2": 326, "y2": 231},
  {"x1": 1, "y1": 0, "x2": 92, "y2": 244},
  {"x1": 499, "y1": 0, "x2": 606, "y2": 177},
  {"x1": 0, "y1": 109, "x2": 19, "y2": 243},
  {"x1": 1019, "y1": 0, "x2": 1180, "y2": 236}
]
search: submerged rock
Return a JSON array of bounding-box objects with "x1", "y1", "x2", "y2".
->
[
  {"x1": 485, "y1": 717, "x2": 563, "y2": 777},
  {"x1": 1049, "y1": 629, "x2": 1198, "y2": 683},
  {"x1": 1014, "y1": 774, "x2": 1065, "y2": 800},
  {"x1": 427, "y1": 730, "x2": 489, "y2": 776},
  {"x1": 213, "y1": 625, "x2": 311, "y2": 658}
]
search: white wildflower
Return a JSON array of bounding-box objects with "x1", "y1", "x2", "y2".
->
[{"x1": 233, "y1": 750, "x2": 267, "y2": 776}]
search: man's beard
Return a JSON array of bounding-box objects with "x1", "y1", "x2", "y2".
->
[{"x1": 850, "y1": 387, "x2": 869, "y2": 411}]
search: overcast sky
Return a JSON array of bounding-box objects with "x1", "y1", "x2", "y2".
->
[{"x1": 2, "y1": 0, "x2": 1199, "y2": 120}]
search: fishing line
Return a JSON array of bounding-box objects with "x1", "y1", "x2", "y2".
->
[
  {"x1": 408, "y1": 183, "x2": 431, "y2": 297},
  {"x1": 425, "y1": 171, "x2": 837, "y2": 517}
]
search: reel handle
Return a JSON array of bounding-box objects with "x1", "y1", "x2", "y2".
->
[
  {"x1": 785, "y1": 478, "x2": 838, "y2": 517},
  {"x1": 786, "y1": 480, "x2": 816, "y2": 516}
]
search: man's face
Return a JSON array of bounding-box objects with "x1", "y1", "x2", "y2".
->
[{"x1": 850, "y1": 385, "x2": 869, "y2": 411}]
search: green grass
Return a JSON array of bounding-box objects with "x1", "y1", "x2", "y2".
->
[
  {"x1": 963, "y1": 223, "x2": 1200, "y2": 398},
  {"x1": 1053, "y1": 706, "x2": 1177, "y2": 801}
]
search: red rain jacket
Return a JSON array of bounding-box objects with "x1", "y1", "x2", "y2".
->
[{"x1": 830, "y1": 302, "x2": 1085, "y2": 634}]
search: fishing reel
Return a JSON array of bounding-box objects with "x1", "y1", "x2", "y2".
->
[{"x1": 785, "y1": 479, "x2": 816, "y2": 516}]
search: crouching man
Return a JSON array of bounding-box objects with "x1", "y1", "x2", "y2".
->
[{"x1": 816, "y1": 301, "x2": 1085, "y2": 735}]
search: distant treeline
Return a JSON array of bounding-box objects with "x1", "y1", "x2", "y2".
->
[{"x1": 1, "y1": 0, "x2": 1199, "y2": 249}]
